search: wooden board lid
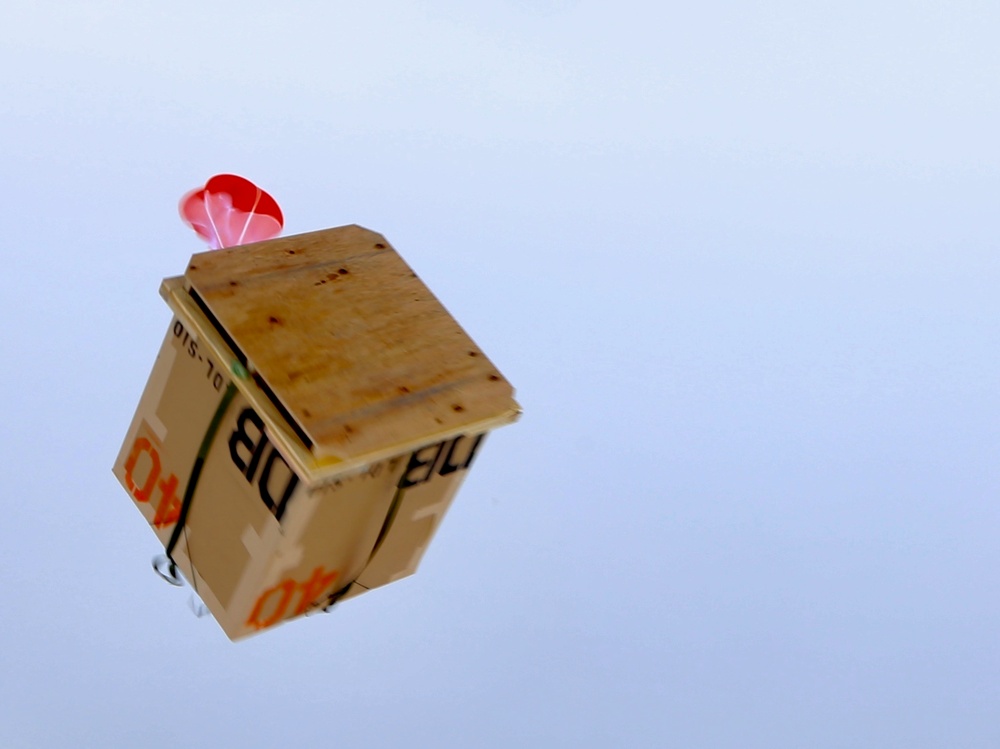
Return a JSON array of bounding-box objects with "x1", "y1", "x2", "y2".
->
[{"x1": 183, "y1": 225, "x2": 519, "y2": 461}]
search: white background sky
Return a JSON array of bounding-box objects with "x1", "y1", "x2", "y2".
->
[{"x1": 3, "y1": 2, "x2": 1000, "y2": 747}]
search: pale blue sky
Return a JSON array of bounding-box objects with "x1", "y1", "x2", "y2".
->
[{"x1": 3, "y1": 2, "x2": 1000, "y2": 747}]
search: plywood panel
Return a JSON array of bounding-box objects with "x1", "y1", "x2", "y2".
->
[{"x1": 184, "y1": 225, "x2": 519, "y2": 460}]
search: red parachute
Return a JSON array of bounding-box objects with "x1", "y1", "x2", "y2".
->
[{"x1": 179, "y1": 174, "x2": 283, "y2": 249}]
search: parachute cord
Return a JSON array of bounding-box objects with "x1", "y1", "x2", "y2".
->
[
  {"x1": 182, "y1": 524, "x2": 211, "y2": 616},
  {"x1": 155, "y1": 379, "x2": 239, "y2": 585},
  {"x1": 322, "y1": 484, "x2": 407, "y2": 611}
]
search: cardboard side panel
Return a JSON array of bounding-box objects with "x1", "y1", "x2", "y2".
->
[
  {"x1": 355, "y1": 433, "x2": 486, "y2": 591},
  {"x1": 113, "y1": 317, "x2": 308, "y2": 639},
  {"x1": 228, "y1": 458, "x2": 409, "y2": 639},
  {"x1": 114, "y1": 320, "x2": 241, "y2": 549}
]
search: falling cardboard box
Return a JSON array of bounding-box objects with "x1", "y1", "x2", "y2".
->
[{"x1": 113, "y1": 225, "x2": 520, "y2": 640}]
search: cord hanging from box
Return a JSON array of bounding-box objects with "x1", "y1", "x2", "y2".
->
[
  {"x1": 153, "y1": 379, "x2": 240, "y2": 586},
  {"x1": 320, "y1": 483, "x2": 408, "y2": 611}
]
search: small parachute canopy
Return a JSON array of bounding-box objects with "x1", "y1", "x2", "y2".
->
[{"x1": 179, "y1": 174, "x2": 283, "y2": 249}]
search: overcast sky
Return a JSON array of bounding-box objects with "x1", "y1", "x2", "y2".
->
[{"x1": 3, "y1": 2, "x2": 1000, "y2": 747}]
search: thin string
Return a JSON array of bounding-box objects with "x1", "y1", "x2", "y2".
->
[
  {"x1": 323, "y1": 484, "x2": 408, "y2": 611},
  {"x1": 155, "y1": 379, "x2": 239, "y2": 585}
]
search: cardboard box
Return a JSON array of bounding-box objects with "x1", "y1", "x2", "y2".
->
[{"x1": 113, "y1": 225, "x2": 520, "y2": 640}]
